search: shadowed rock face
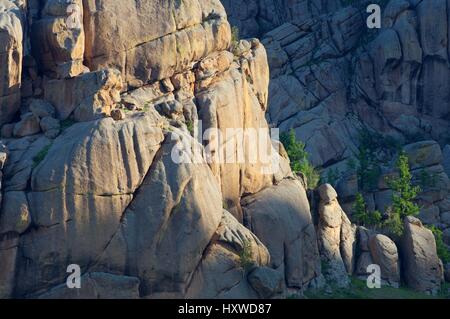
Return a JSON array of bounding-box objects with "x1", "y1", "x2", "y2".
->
[
  {"x1": 224, "y1": 1, "x2": 450, "y2": 274},
  {"x1": 0, "y1": 0, "x2": 23, "y2": 126},
  {"x1": 224, "y1": 0, "x2": 450, "y2": 163}
]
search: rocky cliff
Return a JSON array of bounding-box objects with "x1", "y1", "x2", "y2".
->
[
  {"x1": 225, "y1": 0, "x2": 450, "y2": 291},
  {"x1": 0, "y1": 0, "x2": 448, "y2": 299}
]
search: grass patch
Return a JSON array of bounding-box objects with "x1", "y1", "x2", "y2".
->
[
  {"x1": 305, "y1": 277, "x2": 449, "y2": 299},
  {"x1": 186, "y1": 120, "x2": 194, "y2": 135},
  {"x1": 238, "y1": 239, "x2": 254, "y2": 272}
]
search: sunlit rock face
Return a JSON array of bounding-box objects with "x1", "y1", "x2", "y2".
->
[{"x1": 0, "y1": 0, "x2": 319, "y2": 299}]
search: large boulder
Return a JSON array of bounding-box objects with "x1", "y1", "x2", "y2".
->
[
  {"x1": 248, "y1": 267, "x2": 283, "y2": 299},
  {"x1": 0, "y1": 0, "x2": 23, "y2": 125},
  {"x1": 401, "y1": 216, "x2": 442, "y2": 294},
  {"x1": 186, "y1": 210, "x2": 270, "y2": 299},
  {"x1": 242, "y1": 178, "x2": 321, "y2": 289},
  {"x1": 368, "y1": 234, "x2": 400, "y2": 287}
]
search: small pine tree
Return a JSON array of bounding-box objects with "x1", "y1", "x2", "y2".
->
[
  {"x1": 427, "y1": 225, "x2": 450, "y2": 264},
  {"x1": 353, "y1": 193, "x2": 382, "y2": 227},
  {"x1": 384, "y1": 152, "x2": 420, "y2": 236},
  {"x1": 280, "y1": 129, "x2": 320, "y2": 189}
]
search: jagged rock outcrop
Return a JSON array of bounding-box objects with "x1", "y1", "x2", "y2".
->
[
  {"x1": 316, "y1": 184, "x2": 354, "y2": 288},
  {"x1": 0, "y1": 0, "x2": 318, "y2": 299},
  {"x1": 31, "y1": 0, "x2": 86, "y2": 79},
  {"x1": 1, "y1": 0, "x2": 448, "y2": 300},
  {"x1": 222, "y1": 0, "x2": 343, "y2": 38},
  {"x1": 224, "y1": 1, "x2": 450, "y2": 232},
  {"x1": 368, "y1": 234, "x2": 400, "y2": 288},
  {"x1": 401, "y1": 216, "x2": 442, "y2": 295},
  {"x1": 43, "y1": 68, "x2": 123, "y2": 121},
  {"x1": 0, "y1": 0, "x2": 23, "y2": 126}
]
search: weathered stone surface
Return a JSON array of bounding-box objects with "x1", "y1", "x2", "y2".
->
[
  {"x1": 31, "y1": 0, "x2": 86, "y2": 79},
  {"x1": 12, "y1": 113, "x2": 164, "y2": 296},
  {"x1": 43, "y1": 68, "x2": 123, "y2": 121},
  {"x1": 0, "y1": 0, "x2": 23, "y2": 125},
  {"x1": 13, "y1": 113, "x2": 41, "y2": 137},
  {"x1": 340, "y1": 212, "x2": 356, "y2": 275},
  {"x1": 196, "y1": 42, "x2": 276, "y2": 221},
  {"x1": 242, "y1": 178, "x2": 321, "y2": 289},
  {"x1": 318, "y1": 183, "x2": 338, "y2": 204},
  {"x1": 186, "y1": 210, "x2": 270, "y2": 299},
  {"x1": 223, "y1": 0, "x2": 342, "y2": 38},
  {"x1": 83, "y1": 0, "x2": 231, "y2": 88},
  {"x1": 369, "y1": 234, "x2": 400, "y2": 287},
  {"x1": 317, "y1": 184, "x2": 351, "y2": 288},
  {"x1": 404, "y1": 141, "x2": 443, "y2": 170},
  {"x1": 0, "y1": 234, "x2": 19, "y2": 298},
  {"x1": 0, "y1": 191, "x2": 31, "y2": 234},
  {"x1": 29, "y1": 99, "x2": 55, "y2": 119},
  {"x1": 443, "y1": 145, "x2": 450, "y2": 178},
  {"x1": 401, "y1": 216, "x2": 442, "y2": 294},
  {"x1": 96, "y1": 129, "x2": 226, "y2": 297},
  {"x1": 39, "y1": 116, "x2": 60, "y2": 139},
  {"x1": 110, "y1": 109, "x2": 125, "y2": 121},
  {"x1": 37, "y1": 273, "x2": 140, "y2": 299},
  {"x1": 355, "y1": 252, "x2": 373, "y2": 277},
  {"x1": 248, "y1": 267, "x2": 283, "y2": 298}
]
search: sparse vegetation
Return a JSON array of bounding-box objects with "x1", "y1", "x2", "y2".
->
[
  {"x1": 32, "y1": 144, "x2": 52, "y2": 168},
  {"x1": 186, "y1": 120, "x2": 194, "y2": 135},
  {"x1": 418, "y1": 169, "x2": 440, "y2": 189},
  {"x1": 353, "y1": 193, "x2": 382, "y2": 227},
  {"x1": 60, "y1": 118, "x2": 76, "y2": 131},
  {"x1": 427, "y1": 225, "x2": 450, "y2": 264},
  {"x1": 280, "y1": 129, "x2": 320, "y2": 189},
  {"x1": 143, "y1": 102, "x2": 151, "y2": 112},
  {"x1": 305, "y1": 277, "x2": 450, "y2": 299},
  {"x1": 355, "y1": 129, "x2": 400, "y2": 192},
  {"x1": 238, "y1": 239, "x2": 254, "y2": 272},
  {"x1": 231, "y1": 26, "x2": 240, "y2": 48},
  {"x1": 384, "y1": 152, "x2": 420, "y2": 237},
  {"x1": 324, "y1": 168, "x2": 340, "y2": 187}
]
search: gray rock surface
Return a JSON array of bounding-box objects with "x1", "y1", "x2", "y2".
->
[
  {"x1": 401, "y1": 216, "x2": 442, "y2": 294},
  {"x1": 242, "y1": 178, "x2": 321, "y2": 289}
]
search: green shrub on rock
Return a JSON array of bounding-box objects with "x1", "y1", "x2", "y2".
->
[{"x1": 280, "y1": 129, "x2": 320, "y2": 189}]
